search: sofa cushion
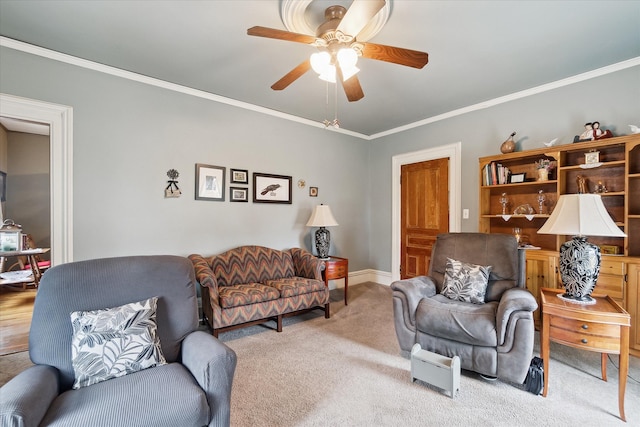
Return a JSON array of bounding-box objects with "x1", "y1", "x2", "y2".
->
[
  {"x1": 218, "y1": 283, "x2": 280, "y2": 308},
  {"x1": 210, "y1": 246, "x2": 295, "y2": 287},
  {"x1": 70, "y1": 297, "x2": 166, "y2": 389},
  {"x1": 416, "y1": 294, "x2": 498, "y2": 347},
  {"x1": 265, "y1": 277, "x2": 326, "y2": 297},
  {"x1": 441, "y1": 257, "x2": 492, "y2": 304}
]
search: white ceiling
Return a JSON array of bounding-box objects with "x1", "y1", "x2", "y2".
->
[{"x1": 1, "y1": 1, "x2": 639, "y2": 137}]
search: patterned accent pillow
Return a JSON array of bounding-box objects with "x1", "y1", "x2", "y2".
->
[
  {"x1": 441, "y1": 258, "x2": 492, "y2": 304},
  {"x1": 70, "y1": 297, "x2": 166, "y2": 389}
]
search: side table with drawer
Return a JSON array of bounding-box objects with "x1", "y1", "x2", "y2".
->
[
  {"x1": 322, "y1": 256, "x2": 349, "y2": 305},
  {"x1": 540, "y1": 287, "x2": 630, "y2": 422}
]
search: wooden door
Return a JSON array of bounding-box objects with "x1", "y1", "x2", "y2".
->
[{"x1": 401, "y1": 158, "x2": 449, "y2": 279}]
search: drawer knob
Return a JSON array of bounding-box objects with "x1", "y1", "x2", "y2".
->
[
  {"x1": 581, "y1": 324, "x2": 588, "y2": 330},
  {"x1": 581, "y1": 338, "x2": 588, "y2": 344}
]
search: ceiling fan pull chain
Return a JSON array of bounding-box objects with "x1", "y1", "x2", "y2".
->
[{"x1": 333, "y1": 80, "x2": 340, "y2": 128}]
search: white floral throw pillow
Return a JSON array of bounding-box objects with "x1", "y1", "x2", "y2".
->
[
  {"x1": 70, "y1": 297, "x2": 166, "y2": 389},
  {"x1": 441, "y1": 258, "x2": 492, "y2": 304}
]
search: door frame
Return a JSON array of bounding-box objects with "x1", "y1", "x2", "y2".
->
[
  {"x1": 391, "y1": 142, "x2": 461, "y2": 282},
  {"x1": 0, "y1": 93, "x2": 73, "y2": 266}
]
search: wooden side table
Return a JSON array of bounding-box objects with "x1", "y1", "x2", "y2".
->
[
  {"x1": 540, "y1": 288, "x2": 630, "y2": 422},
  {"x1": 322, "y1": 256, "x2": 349, "y2": 305}
]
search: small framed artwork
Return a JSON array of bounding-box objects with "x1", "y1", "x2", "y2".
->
[
  {"x1": 253, "y1": 173, "x2": 292, "y2": 204},
  {"x1": 195, "y1": 163, "x2": 226, "y2": 201},
  {"x1": 585, "y1": 150, "x2": 600, "y2": 165},
  {"x1": 230, "y1": 187, "x2": 248, "y2": 202},
  {"x1": 0, "y1": 171, "x2": 6, "y2": 202},
  {"x1": 309, "y1": 187, "x2": 318, "y2": 197},
  {"x1": 509, "y1": 173, "x2": 526, "y2": 184},
  {"x1": 230, "y1": 168, "x2": 249, "y2": 184}
]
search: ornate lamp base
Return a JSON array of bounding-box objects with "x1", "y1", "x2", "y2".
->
[
  {"x1": 315, "y1": 227, "x2": 331, "y2": 260},
  {"x1": 558, "y1": 236, "x2": 601, "y2": 305}
]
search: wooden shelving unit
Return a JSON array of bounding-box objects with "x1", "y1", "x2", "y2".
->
[{"x1": 479, "y1": 133, "x2": 640, "y2": 356}]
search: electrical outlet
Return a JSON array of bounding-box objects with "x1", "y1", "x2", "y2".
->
[{"x1": 463, "y1": 209, "x2": 469, "y2": 219}]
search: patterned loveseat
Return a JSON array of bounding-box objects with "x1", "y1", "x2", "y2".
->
[{"x1": 189, "y1": 246, "x2": 330, "y2": 337}]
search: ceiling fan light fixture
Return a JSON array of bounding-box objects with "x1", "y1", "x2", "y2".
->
[
  {"x1": 318, "y1": 66, "x2": 337, "y2": 83},
  {"x1": 310, "y1": 51, "x2": 331, "y2": 74}
]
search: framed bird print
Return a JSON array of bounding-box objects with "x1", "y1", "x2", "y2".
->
[{"x1": 253, "y1": 173, "x2": 292, "y2": 204}]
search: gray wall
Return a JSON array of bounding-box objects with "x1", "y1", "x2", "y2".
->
[
  {"x1": 1, "y1": 45, "x2": 638, "y2": 276},
  {"x1": 0, "y1": 46, "x2": 371, "y2": 270},
  {"x1": 367, "y1": 66, "x2": 640, "y2": 273},
  {"x1": 5, "y1": 132, "x2": 50, "y2": 252}
]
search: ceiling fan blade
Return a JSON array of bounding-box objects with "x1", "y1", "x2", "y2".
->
[
  {"x1": 361, "y1": 42, "x2": 429, "y2": 69},
  {"x1": 337, "y1": 0, "x2": 386, "y2": 38},
  {"x1": 271, "y1": 60, "x2": 312, "y2": 91},
  {"x1": 337, "y1": 66, "x2": 365, "y2": 102},
  {"x1": 247, "y1": 26, "x2": 316, "y2": 44}
]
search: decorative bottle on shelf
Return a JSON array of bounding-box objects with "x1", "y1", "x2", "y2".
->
[{"x1": 500, "y1": 132, "x2": 516, "y2": 154}]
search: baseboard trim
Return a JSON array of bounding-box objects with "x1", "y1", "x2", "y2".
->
[{"x1": 326, "y1": 269, "x2": 393, "y2": 289}]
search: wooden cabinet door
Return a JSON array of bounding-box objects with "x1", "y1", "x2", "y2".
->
[
  {"x1": 627, "y1": 263, "x2": 640, "y2": 356},
  {"x1": 400, "y1": 158, "x2": 449, "y2": 279}
]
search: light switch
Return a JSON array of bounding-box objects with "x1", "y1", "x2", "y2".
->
[{"x1": 463, "y1": 209, "x2": 469, "y2": 219}]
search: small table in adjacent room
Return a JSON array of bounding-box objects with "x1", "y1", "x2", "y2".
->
[
  {"x1": 540, "y1": 287, "x2": 631, "y2": 422},
  {"x1": 322, "y1": 256, "x2": 349, "y2": 305},
  {"x1": 0, "y1": 248, "x2": 50, "y2": 289}
]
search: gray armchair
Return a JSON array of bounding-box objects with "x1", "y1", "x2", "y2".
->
[
  {"x1": 392, "y1": 233, "x2": 537, "y2": 384},
  {"x1": 0, "y1": 256, "x2": 237, "y2": 427}
]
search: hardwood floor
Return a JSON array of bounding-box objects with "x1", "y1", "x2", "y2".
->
[{"x1": 0, "y1": 287, "x2": 35, "y2": 355}]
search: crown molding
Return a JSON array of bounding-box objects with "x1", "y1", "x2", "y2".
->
[{"x1": 2, "y1": 36, "x2": 638, "y2": 142}]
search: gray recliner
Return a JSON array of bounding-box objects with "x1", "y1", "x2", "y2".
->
[
  {"x1": 392, "y1": 233, "x2": 537, "y2": 384},
  {"x1": 0, "y1": 255, "x2": 237, "y2": 427}
]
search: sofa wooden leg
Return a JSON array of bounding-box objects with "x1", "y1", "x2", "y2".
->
[
  {"x1": 325, "y1": 303, "x2": 331, "y2": 319},
  {"x1": 213, "y1": 329, "x2": 219, "y2": 338},
  {"x1": 276, "y1": 315, "x2": 283, "y2": 332}
]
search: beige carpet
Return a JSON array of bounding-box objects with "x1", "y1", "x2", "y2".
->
[{"x1": 2, "y1": 282, "x2": 639, "y2": 426}]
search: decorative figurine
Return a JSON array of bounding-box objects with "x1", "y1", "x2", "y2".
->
[
  {"x1": 576, "y1": 175, "x2": 588, "y2": 194},
  {"x1": 537, "y1": 190, "x2": 546, "y2": 215},
  {"x1": 592, "y1": 121, "x2": 613, "y2": 140},
  {"x1": 500, "y1": 132, "x2": 516, "y2": 154},
  {"x1": 500, "y1": 193, "x2": 509, "y2": 215},
  {"x1": 574, "y1": 121, "x2": 613, "y2": 142}
]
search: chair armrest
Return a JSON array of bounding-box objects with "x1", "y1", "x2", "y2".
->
[
  {"x1": 289, "y1": 248, "x2": 322, "y2": 280},
  {"x1": 390, "y1": 276, "x2": 437, "y2": 325},
  {"x1": 188, "y1": 254, "x2": 219, "y2": 301},
  {"x1": 496, "y1": 287, "x2": 538, "y2": 343},
  {"x1": 0, "y1": 365, "x2": 60, "y2": 427},
  {"x1": 181, "y1": 331, "x2": 237, "y2": 427}
]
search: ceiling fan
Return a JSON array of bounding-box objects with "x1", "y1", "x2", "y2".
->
[{"x1": 247, "y1": 0, "x2": 428, "y2": 102}]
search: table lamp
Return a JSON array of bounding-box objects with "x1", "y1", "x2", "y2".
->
[
  {"x1": 537, "y1": 194, "x2": 626, "y2": 304},
  {"x1": 306, "y1": 204, "x2": 338, "y2": 260}
]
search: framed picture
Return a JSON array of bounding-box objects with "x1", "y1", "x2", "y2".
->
[
  {"x1": 230, "y1": 168, "x2": 248, "y2": 184},
  {"x1": 309, "y1": 187, "x2": 318, "y2": 197},
  {"x1": 195, "y1": 163, "x2": 225, "y2": 201},
  {"x1": 585, "y1": 150, "x2": 600, "y2": 165},
  {"x1": 253, "y1": 173, "x2": 292, "y2": 204},
  {"x1": 0, "y1": 171, "x2": 6, "y2": 202},
  {"x1": 230, "y1": 187, "x2": 248, "y2": 202},
  {"x1": 509, "y1": 173, "x2": 526, "y2": 184}
]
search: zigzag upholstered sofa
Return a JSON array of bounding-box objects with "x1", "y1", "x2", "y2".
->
[{"x1": 189, "y1": 246, "x2": 330, "y2": 337}]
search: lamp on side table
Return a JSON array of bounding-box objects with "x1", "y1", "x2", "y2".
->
[{"x1": 306, "y1": 204, "x2": 338, "y2": 260}]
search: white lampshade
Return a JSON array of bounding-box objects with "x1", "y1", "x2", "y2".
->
[
  {"x1": 306, "y1": 205, "x2": 338, "y2": 227},
  {"x1": 537, "y1": 194, "x2": 625, "y2": 237}
]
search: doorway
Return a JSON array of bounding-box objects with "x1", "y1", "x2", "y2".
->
[
  {"x1": 0, "y1": 93, "x2": 73, "y2": 267},
  {"x1": 391, "y1": 142, "x2": 461, "y2": 282}
]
